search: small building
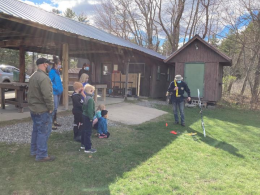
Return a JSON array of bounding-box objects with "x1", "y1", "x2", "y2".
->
[{"x1": 165, "y1": 35, "x2": 232, "y2": 103}]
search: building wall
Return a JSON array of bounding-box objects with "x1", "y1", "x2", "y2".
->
[
  {"x1": 170, "y1": 40, "x2": 228, "y2": 63},
  {"x1": 168, "y1": 39, "x2": 228, "y2": 102}
]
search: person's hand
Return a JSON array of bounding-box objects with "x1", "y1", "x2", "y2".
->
[
  {"x1": 49, "y1": 110, "x2": 53, "y2": 114},
  {"x1": 174, "y1": 87, "x2": 178, "y2": 90},
  {"x1": 187, "y1": 97, "x2": 191, "y2": 101}
]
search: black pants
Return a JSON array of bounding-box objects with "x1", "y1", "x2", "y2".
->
[
  {"x1": 72, "y1": 111, "x2": 83, "y2": 139},
  {"x1": 81, "y1": 115, "x2": 92, "y2": 150}
]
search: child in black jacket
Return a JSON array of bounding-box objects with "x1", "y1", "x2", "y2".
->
[{"x1": 71, "y1": 82, "x2": 86, "y2": 142}]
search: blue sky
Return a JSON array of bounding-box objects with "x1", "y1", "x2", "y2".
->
[{"x1": 22, "y1": 0, "x2": 252, "y2": 47}]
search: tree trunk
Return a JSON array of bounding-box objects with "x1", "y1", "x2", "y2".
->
[{"x1": 250, "y1": 56, "x2": 260, "y2": 108}]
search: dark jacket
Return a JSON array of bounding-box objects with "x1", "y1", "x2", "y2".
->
[
  {"x1": 168, "y1": 80, "x2": 190, "y2": 102},
  {"x1": 71, "y1": 92, "x2": 83, "y2": 113},
  {"x1": 28, "y1": 69, "x2": 54, "y2": 113}
]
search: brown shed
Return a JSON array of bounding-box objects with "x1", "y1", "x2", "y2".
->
[{"x1": 165, "y1": 35, "x2": 232, "y2": 103}]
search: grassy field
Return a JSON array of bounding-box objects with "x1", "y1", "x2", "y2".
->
[{"x1": 0, "y1": 103, "x2": 259, "y2": 195}]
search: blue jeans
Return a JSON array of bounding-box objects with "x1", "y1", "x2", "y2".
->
[
  {"x1": 172, "y1": 101, "x2": 185, "y2": 124},
  {"x1": 53, "y1": 94, "x2": 61, "y2": 121},
  {"x1": 30, "y1": 112, "x2": 52, "y2": 160}
]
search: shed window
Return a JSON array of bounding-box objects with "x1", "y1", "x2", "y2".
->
[
  {"x1": 113, "y1": 64, "x2": 118, "y2": 71},
  {"x1": 157, "y1": 66, "x2": 160, "y2": 80}
]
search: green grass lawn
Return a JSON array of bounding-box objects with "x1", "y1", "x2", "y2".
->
[{"x1": 0, "y1": 104, "x2": 260, "y2": 195}]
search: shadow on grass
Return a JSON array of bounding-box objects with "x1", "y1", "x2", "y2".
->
[
  {"x1": 156, "y1": 104, "x2": 246, "y2": 159},
  {"x1": 188, "y1": 128, "x2": 244, "y2": 158}
]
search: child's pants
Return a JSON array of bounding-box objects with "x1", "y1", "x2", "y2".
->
[
  {"x1": 81, "y1": 115, "x2": 93, "y2": 150},
  {"x1": 72, "y1": 111, "x2": 82, "y2": 140}
]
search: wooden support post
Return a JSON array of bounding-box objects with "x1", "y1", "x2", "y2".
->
[
  {"x1": 124, "y1": 57, "x2": 130, "y2": 100},
  {"x1": 62, "y1": 43, "x2": 69, "y2": 110},
  {"x1": 19, "y1": 46, "x2": 25, "y2": 83},
  {"x1": 137, "y1": 73, "x2": 141, "y2": 97}
]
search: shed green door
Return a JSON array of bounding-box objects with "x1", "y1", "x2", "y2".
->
[{"x1": 184, "y1": 63, "x2": 204, "y2": 98}]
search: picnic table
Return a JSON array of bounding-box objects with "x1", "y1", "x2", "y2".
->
[{"x1": 0, "y1": 82, "x2": 28, "y2": 113}]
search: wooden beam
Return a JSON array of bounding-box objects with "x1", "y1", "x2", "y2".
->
[
  {"x1": 69, "y1": 50, "x2": 123, "y2": 55},
  {"x1": 62, "y1": 43, "x2": 69, "y2": 110},
  {"x1": 19, "y1": 46, "x2": 25, "y2": 83}
]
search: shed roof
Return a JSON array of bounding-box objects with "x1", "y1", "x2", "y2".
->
[
  {"x1": 164, "y1": 35, "x2": 232, "y2": 64},
  {"x1": 0, "y1": 0, "x2": 165, "y2": 60}
]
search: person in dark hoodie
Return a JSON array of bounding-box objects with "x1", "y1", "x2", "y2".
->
[
  {"x1": 71, "y1": 82, "x2": 86, "y2": 142},
  {"x1": 167, "y1": 75, "x2": 191, "y2": 127}
]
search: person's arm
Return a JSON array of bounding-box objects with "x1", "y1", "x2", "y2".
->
[
  {"x1": 49, "y1": 70, "x2": 58, "y2": 92},
  {"x1": 167, "y1": 81, "x2": 174, "y2": 92},
  {"x1": 40, "y1": 77, "x2": 54, "y2": 112},
  {"x1": 184, "y1": 83, "x2": 191, "y2": 101}
]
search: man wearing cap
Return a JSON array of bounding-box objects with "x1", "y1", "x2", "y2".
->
[
  {"x1": 27, "y1": 58, "x2": 55, "y2": 162},
  {"x1": 167, "y1": 75, "x2": 191, "y2": 127}
]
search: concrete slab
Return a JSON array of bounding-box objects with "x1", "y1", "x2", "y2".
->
[
  {"x1": 0, "y1": 92, "x2": 124, "y2": 122},
  {"x1": 106, "y1": 102, "x2": 167, "y2": 125}
]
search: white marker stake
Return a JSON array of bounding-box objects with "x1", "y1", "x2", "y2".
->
[{"x1": 198, "y1": 89, "x2": 206, "y2": 137}]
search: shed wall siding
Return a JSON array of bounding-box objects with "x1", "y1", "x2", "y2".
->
[
  {"x1": 169, "y1": 40, "x2": 228, "y2": 63},
  {"x1": 175, "y1": 62, "x2": 185, "y2": 76},
  {"x1": 204, "y1": 62, "x2": 218, "y2": 101},
  {"x1": 218, "y1": 65, "x2": 223, "y2": 101}
]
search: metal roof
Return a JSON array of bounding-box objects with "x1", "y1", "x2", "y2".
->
[{"x1": 0, "y1": 0, "x2": 166, "y2": 60}]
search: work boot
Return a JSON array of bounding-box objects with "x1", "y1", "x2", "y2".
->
[
  {"x1": 54, "y1": 121, "x2": 62, "y2": 127},
  {"x1": 52, "y1": 125, "x2": 57, "y2": 130},
  {"x1": 36, "y1": 156, "x2": 55, "y2": 162}
]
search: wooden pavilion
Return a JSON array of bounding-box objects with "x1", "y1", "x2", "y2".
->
[{"x1": 0, "y1": 0, "x2": 170, "y2": 111}]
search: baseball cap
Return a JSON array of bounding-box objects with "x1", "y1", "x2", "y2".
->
[{"x1": 36, "y1": 58, "x2": 53, "y2": 66}]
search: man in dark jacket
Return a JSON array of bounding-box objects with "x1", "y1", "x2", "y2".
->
[
  {"x1": 168, "y1": 75, "x2": 191, "y2": 126},
  {"x1": 28, "y1": 58, "x2": 55, "y2": 162}
]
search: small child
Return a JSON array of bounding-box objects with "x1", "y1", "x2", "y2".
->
[
  {"x1": 92, "y1": 104, "x2": 105, "y2": 129},
  {"x1": 71, "y1": 82, "x2": 86, "y2": 142},
  {"x1": 81, "y1": 84, "x2": 96, "y2": 153},
  {"x1": 97, "y1": 110, "x2": 110, "y2": 138}
]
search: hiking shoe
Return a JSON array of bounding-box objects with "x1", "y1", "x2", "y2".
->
[
  {"x1": 52, "y1": 125, "x2": 57, "y2": 130},
  {"x1": 84, "y1": 148, "x2": 97, "y2": 153},
  {"x1": 181, "y1": 123, "x2": 185, "y2": 127},
  {"x1": 54, "y1": 121, "x2": 62, "y2": 127},
  {"x1": 36, "y1": 156, "x2": 55, "y2": 162},
  {"x1": 98, "y1": 134, "x2": 107, "y2": 138}
]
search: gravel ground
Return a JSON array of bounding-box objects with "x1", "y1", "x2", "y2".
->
[
  {"x1": 136, "y1": 99, "x2": 168, "y2": 108},
  {"x1": 0, "y1": 115, "x2": 119, "y2": 144},
  {"x1": 0, "y1": 100, "x2": 167, "y2": 144}
]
